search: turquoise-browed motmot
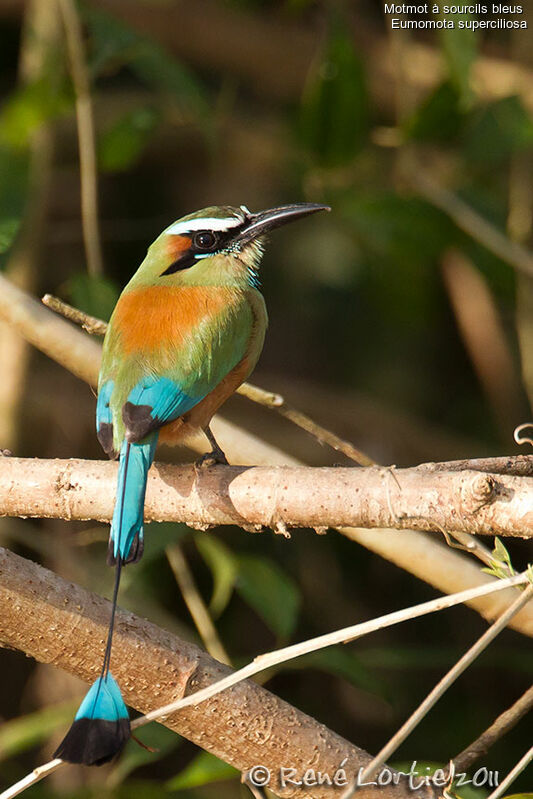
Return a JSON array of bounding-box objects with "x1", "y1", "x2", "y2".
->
[{"x1": 54, "y1": 202, "x2": 329, "y2": 766}]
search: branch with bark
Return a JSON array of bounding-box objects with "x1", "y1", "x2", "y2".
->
[
  {"x1": 1, "y1": 456, "x2": 532, "y2": 540},
  {"x1": 0, "y1": 546, "x2": 434, "y2": 799}
]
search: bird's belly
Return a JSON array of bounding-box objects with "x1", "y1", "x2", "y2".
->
[{"x1": 158, "y1": 352, "x2": 253, "y2": 446}]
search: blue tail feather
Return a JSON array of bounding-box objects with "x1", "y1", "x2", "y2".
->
[
  {"x1": 75, "y1": 674, "x2": 129, "y2": 721},
  {"x1": 108, "y1": 433, "x2": 158, "y2": 565},
  {"x1": 54, "y1": 674, "x2": 130, "y2": 766}
]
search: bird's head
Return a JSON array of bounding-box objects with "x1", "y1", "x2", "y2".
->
[{"x1": 133, "y1": 203, "x2": 330, "y2": 288}]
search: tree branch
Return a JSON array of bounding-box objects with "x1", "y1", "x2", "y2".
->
[
  {"x1": 453, "y1": 684, "x2": 533, "y2": 773},
  {"x1": 41, "y1": 293, "x2": 374, "y2": 466},
  {"x1": 0, "y1": 457, "x2": 532, "y2": 539},
  {"x1": 0, "y1": 546, "x2": 430, "y2": 799}
]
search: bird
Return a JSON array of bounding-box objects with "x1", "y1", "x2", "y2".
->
[{"x1": 53, "y1": 202, "x2": 330, "y2": 766}]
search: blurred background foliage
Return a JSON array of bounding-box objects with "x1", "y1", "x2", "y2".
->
[{"x1": 0, "y1": 0, "x2": 532, "y2": 796}]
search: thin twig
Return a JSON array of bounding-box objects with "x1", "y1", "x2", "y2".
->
[
  {"x1": 453, "y1": 684, "x2": 533, "y2": 772},
  {"x1": 342, "y1": 583, "x2": 533, "y2": 798},
  {"x1": 38, "y1": 296, "x2": 533, "y2": 474},
  {"x1": 57, "y1": 0, "x2": 103, "y2": 277},
  {"x1": 485, "y1": 744, "x2": 533, "y2": 799},
  {"x1": 0, "y1": 759, "x2": 63, "y2": 799},
  {"x1": 447, "y1": 531, "x2": 508, "y2": 572},
  {"x1": 238, "y1": 382, "x2": 374, "y2": 466},
  {"x1": 41, "y1": 294, "x2": 107, "y2": 335},
  {"x1": 40, "y1": 295, "x2": 373, "y2": 465},
  {"x1": 131, "y1": 573, "x2": 529, "y2": 729},
  {"x1": 419, "y1": 454, "x2": 533, "y2": 476},
  {"x1": 166, "y1": 543, "x2": 231, "y2": 665}
]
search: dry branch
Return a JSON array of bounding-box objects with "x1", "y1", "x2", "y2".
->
[
  {"x1": 419, "y1": 455, "x2": 533, "y2": 477},
  {"x1": 41, "y1": 293, "x2": 107, "y2": 336},
  {"x1": 42, "y1": 293, "x2": 374, "y2": 466},
  {"x1": 166, "y1": 543, "x2": 231, "y2": 665},
  {"x1": 1, "y1": 457, "x2": 532, "y2": 540},
  {"x1": 453, "y1": 684, "x2": 533, "y2": 773},
  {"x1": 0, "y1": 546, "x2": 429, "y2": 799}
]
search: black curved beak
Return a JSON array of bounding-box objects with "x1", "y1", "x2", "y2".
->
[{"x1": 235, "y1": 203, "x2": 330, "y2": 242}]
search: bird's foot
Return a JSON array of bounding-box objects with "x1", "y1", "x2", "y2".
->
[
  {"x1": 195, "y1": 446, "x2": 229, "y2": 469},
  {"x1": 196, "y1": 426, "x2": 229, "y2": 468}
]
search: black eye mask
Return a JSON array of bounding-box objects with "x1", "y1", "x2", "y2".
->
[{"x1": 160, "y1": 223, "x2": 247, "y2": 276}]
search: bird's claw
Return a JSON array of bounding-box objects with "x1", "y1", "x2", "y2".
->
[{"x1": 195, "y1": 448, "x2": 229, "y2": 469}]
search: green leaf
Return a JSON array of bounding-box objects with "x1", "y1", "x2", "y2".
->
[
  {"x1": 404, "y1": 82, "x2": 464, "y2": 143},
  {"x1": 166, "y1": 751, "x2": 238, "y2": 791},
  {"x1": 481, "y1": 537, "x2": 515, "y2": 581},
  {"x1": 463, "y1": 96, "x2": 533, "y2": 166},
  {"x1": 66, "y1": 273, "x2": 120, "y2": 321},
  {"x1": 0, "y1": 218, "x2": 21, "y2": 255},
  {"x1": 106, "y1": 723, "x2": 181, "y2": 787},
  {"x1": 99, "y1": 107, "x2": 159, "y2": 172},
  {"x1": 493, "y1": 537, "x2": 514, "y2": 570},
  {"x1": 500, "y1": 795, "x2": 533, "y2": 799},
  {"x1": 0, "y1": 146, "x2": 29, "y2": 266},
  {"x1": 195, "y1": 534, "x2": 238, "y2": 618},
  {"x1": 299, "y1": 26, "x2": 369, "y2": 167},
  {"x1": 0, "y1": 78, "x2": 72, "y2": 150},
  {"x1": 0, "y1": 702, "x2": 77, "y2": 760},
  {"x1": 236, "y1": 555, "x2": 300, "y2": 638}
]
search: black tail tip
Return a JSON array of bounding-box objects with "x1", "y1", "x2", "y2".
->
[
  {"x1": 53, "y1": 717, "x2": 130, "y2": 766},
  {"x1": 107, "y1": 532, "x2": 144, "y2": 567}
]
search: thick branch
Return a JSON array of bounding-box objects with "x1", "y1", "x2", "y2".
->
[
  {"x1": 0, "y1": 457, "x2": 532, "y2": 539},
  {"x1": 0, "y1": 546, "x2": 427, "y2": 799}
]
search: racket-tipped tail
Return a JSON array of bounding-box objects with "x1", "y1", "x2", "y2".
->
[{"x1": 54, "y1": 674, "x2": 130, "y2": 766}]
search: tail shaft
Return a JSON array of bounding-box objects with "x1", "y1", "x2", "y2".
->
[{"x1": 54, "y1": 559, "x2": 129, "y2": 764}]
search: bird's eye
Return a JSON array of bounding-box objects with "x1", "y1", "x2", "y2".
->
[{"x1": 193, "y1": 231, "x2": 218, "y2": 251}]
